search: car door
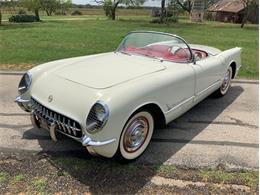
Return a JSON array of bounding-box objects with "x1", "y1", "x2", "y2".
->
[
  {"x1": 192, "y1": 55, "x2": 225, "y2": 102},
  {"x1": 159, "y1": 40, "x2": 196, "y2": 122}
]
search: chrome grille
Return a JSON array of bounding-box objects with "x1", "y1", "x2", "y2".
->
[{"x1": 31, "y1": 98, "x2": 82, "y2": 138}]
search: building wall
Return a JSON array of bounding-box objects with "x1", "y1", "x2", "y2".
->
[{"x1": 215, "y1": 11, "x2": 243, "y2": 23}]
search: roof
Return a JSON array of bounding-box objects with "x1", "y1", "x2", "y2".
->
[{"x1": 208, "y1": 0, "x2": 245, "y2": 13}]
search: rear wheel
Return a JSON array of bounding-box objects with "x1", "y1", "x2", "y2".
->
[
  {"x1": 214, "y1": 66, "x2": 232, "y2": 97},
  {"x1": 116, "y1": 111, "x2": 154, "y2": 161}
]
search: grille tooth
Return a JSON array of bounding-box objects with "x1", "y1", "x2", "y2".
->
[
  {"x1": 67, "y1": 119, "x2": 72, "y2": 134},
  {"x1": 72, "y1": 122, "x2": 77, "y2": 136},
  {"x1": 49, "y1": 111, "x2": 53, "y2": 122},
  {"x1": 31, "y1": 98, "x2": 82, "y2": 138},
  {"x1": 42, "y1": 107, "x2": 45, "y2": 117}
]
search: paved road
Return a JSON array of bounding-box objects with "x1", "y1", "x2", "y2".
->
[{"x1": 0, "y1": 73, "x2": 258, "y2": 170}]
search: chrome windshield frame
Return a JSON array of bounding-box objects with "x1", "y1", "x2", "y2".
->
[{"x1": 116, "y1": 30, "x2": 195, "y2": 64}]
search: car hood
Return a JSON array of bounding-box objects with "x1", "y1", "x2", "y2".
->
[{"x1": 52, "y1": 52, "x2": 166, "y2": 89}]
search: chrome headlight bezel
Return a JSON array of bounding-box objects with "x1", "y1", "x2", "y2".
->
[
  {"x1": 18, "y1": 72, "x2": 32, "y2": 94},
  {"x1": 86, "y1": 100, "x2": 109, "y2": 134}
]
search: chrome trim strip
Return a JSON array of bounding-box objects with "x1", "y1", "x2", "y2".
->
[
  {"x1": 195, "y1": 80, "x2": 221, "y2": 97},
  {"x1": 165, "y1": 96, "x2": 195, "y2": 114},
  {"x1": 82, "y1": 135, "x2": 116, "y2": 147}
]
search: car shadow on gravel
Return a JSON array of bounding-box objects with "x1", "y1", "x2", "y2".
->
[{"x1": 21, "y1": 85, "x2": 244, "y2": 194}]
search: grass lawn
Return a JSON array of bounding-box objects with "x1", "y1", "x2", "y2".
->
[{"x1": 0, "y1": 16, "x2": 258, "y2": 78}]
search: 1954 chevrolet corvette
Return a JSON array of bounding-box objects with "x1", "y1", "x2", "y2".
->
[{"x1": 15, "y1": 31, "x2": 241, "y2": 161}]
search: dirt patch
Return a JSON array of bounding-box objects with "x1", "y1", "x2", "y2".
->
[
  {"x1": 0, "y1": 64, "x2": 36, "y2": 71},
  {"x1": 0, "y1": 155, "x2": 258, "y2": 194}
]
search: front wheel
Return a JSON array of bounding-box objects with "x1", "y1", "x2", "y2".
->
[
  {"x1": 214, "y1": 66, "x2": 232, "y2": 97},
  {"x1": 116, "y1": 110, "x2": 154, "y2": 161}
]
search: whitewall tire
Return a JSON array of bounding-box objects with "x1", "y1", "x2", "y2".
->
[
  {"x1": 215, "y1": 66, "x2": 232, "y2": 97},
  {"x1": 118, "y1": 111, "x2": 154, "y2": 161}
]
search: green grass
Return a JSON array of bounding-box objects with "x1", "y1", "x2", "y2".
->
[
  {"x1": 13, "y1": 174, "x2": 26, "y2": 182},
  {"x1": 0, "y1": 172, "x2": 9, "y2": 183},
  {"x1": 0, "y1": 16, "x2": 258, "y2": 78},
  {"x1": 199, "y1": 169, "x2": 259, "y2": 188},
  {"x1": 31, "y1": 177, "x2": 48, "y2": 193}
]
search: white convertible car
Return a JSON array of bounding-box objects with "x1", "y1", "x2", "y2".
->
[{"x1": 15, "y1": 31, "x2": 241, "y2": 161}]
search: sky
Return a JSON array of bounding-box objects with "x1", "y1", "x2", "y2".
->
[{"x1": 72, "y1": 0, "x2": 162, "y2": 7}]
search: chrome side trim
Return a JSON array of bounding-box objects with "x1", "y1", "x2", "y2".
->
[
  {"x1": 165, "y1": 96, "x2": 194, "y2": 114},
  {"x1": 82, "y1": 135, "x2": 116, "y2": 147},
  {"x1": 195, "y1": 79, "x2": 221, "y2": 97}
]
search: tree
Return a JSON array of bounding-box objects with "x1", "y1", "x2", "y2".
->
[
  {"x1": 0, "y1": 2, "x2": 2, "y2": 25},
  {"x1": 159, "y1": 0, "x2": 192, "y2": 23},
  {"x1": 97, "y1": 0, "x2": 145, "y2": 20},
  {"x1": 0, "y1": 0, "x2": 17, "y2": 25},
  {"x1": 103, "y1": 0, "x2": 113, "y2": 18},
  {"x1": 0, "y1": 9, "x2": 2, "y2": 25},
  {"x1": 176, "y1": 0, "x2": 192, "y2": 14},
  {"x1": 21, "y1": 0, "x2": 41, "y2": 21},
  {"x1": 40, "y1": 0, "x2": 59, "y2": 16},
  {"x1": 160, "y1": 0, "x2": 165, "y2": 23},
  {"x1": 58, "y1": 0, "x2": 72, "y2": 15},
  {"x1": 241, "y1": 0, "x2": 258, "y2": 28}
]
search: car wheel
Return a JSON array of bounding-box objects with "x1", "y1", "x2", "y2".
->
[
  {"x1": 116, "y1": 110, "x2": 154, "y2": 162},
  {"x1": 214, "y1": 66, "x2": 232, "y2": 97}
]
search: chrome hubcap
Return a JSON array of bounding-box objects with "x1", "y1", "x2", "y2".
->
[
  {"x1": 123, "y1": 116, "x2": 149, "y2": 153},
  {"x1": 221, "y1": 69, "x2": 231, "y2": 93}
]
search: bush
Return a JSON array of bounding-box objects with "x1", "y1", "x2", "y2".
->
[
  {"x1": 166, "y1": 16, "x2": 178, "y2": 23},
  {"x1": 55, "y1": 11, "x2": 66, "y2": 15},
  {"x1": 18, "y1": 9, "x2": 26, "y2": 15},
  {"x1": 150, "y1": 16, "x2": 178, "y2": 24},
  {"x1": 71, "y1": 10, "x2": 82, "y2": 15},
  {"x1": 9, "y1": 14, "x2": 38, "y2": 23},
  {"x1": 150, "y1": 18, "x2": 161, "y2": 23}
]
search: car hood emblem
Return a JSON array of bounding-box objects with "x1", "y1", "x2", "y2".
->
[{"x1": 48, "y1": 95, "x2": 53, "y2": 102}]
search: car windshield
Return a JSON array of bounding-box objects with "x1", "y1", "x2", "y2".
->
[{"x1": 117, "y1": 32, "x2": 192, "y2": 63}]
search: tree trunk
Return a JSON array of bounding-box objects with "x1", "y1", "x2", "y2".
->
[
  {"x1": 46, "y1": 10, "x2": 50, "y2": 16},
  {"x1": 160, "y1": 0, "x2": 166, "y2": 23},
  {"x1": 111, "y1": 1, "x2": 119, "y2": 20},
  {"x1": 241, "y1": 5, "x2": 249, "y2": 28},
  {"x1": 0, "y1": 10, "x2": 2, "y2": 25},
  {"x1": 35, "y1": 9, "x2": 40, "y2": 21},
  {"x1": 177, "y1": 0, "x2": 192, "y2": 14},
  {"x1": 111, "y1": 7, "x2": 116, "y2": 20},
  {"x1": 241, "y1": 16, "x2": 247, "y2": 28}
]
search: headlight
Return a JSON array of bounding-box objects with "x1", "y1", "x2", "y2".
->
[
  {"x1": 18, "y1": 72, "x2": 32, "y2": 94},
  {"x1": 86, "y1": 101, "x2": 109, "y2": 133}
]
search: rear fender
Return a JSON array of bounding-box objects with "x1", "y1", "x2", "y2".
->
[{"x1": 217, "y1": 47, "x2": 242, "y2": 78}]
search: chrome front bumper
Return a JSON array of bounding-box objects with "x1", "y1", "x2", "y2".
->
[
  {"x1": 15, "y1": 96, "x2": 32, "y2": 112},
  {"x1": 31, "y1": 113, "x2": 116, "y2": 147},
  {"x1": 15, "y1": 96, "x2": 116, "y2": 148}
]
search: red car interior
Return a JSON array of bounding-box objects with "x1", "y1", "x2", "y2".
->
[{"x1": 124, "y1": 45, "x2": 208, "y2": 62}]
